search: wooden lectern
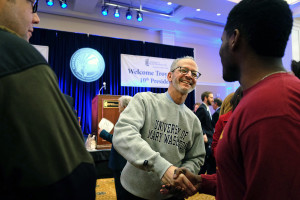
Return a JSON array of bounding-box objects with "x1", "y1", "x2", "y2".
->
[{"x1": 92, "y1": 95, "x2": 121, "y2": 149}]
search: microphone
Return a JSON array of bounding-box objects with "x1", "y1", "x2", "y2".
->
[{"x1": 99, "y1": 82, "x2": 106, "y2": 94}]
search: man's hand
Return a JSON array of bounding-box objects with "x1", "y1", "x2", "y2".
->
[
  {"x1": 173, "y1": 168, "x2": 202, "y2": 191},
  {"x1": 161, "y1": 166, "x2": 197, "y2": 197},
  {"x1": 160, "y1": 167, "x2": 202, "y2": 198}
]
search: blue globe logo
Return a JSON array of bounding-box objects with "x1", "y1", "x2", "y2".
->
[{"x1": 70, "y1": 48, "x2": 105, "y2": 82}]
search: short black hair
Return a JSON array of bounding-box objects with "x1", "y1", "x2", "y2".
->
[
  {"x1": 225, "y1": 0, "x2": 293, "y2": 57},
  {"x1": 214, "y1": 98, "x2": 222, "y2": 107}
]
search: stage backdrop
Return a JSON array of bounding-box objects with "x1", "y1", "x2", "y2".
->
[
  {"x1": 30, "y1": 28, "x2": 195, "y2": 134},
  {"x1": 121, "y1": 54, "x2": 173, "y2": 88}
]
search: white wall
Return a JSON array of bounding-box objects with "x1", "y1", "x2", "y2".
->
[
  {"x1": 291, "y1": 19, "x2": 300, "y2": 63},
  {"x1": 280, "y1": 19, "x2": 300, "y2": 72},
  {"x1": 36, "y1": 13, "x2": 161, "y2": 43}
]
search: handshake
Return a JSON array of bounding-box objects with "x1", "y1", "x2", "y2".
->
[{"x1": 160, "y1": 166, "x2": 203, "y2": 199}]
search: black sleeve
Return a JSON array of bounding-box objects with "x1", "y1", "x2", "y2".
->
[
  {"x1": 196, "y1": 106, "x2": 214, "y2": 144},
  {"x1": 99, "y1": 129, "x2": 113, "y2": 143},
  {"x1": 212, "y1": 112, "x2": 218, "y2": 128}
]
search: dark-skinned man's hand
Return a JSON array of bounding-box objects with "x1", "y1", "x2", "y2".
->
[{"x1": 160, "y1": 167, "x2": 202, "y2": 198}]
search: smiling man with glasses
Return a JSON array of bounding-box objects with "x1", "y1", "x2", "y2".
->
[
  {"x1": 113, "y1": 56, "x2": 205, "y2": 199},
  {"x1": 0, "y1": 0, "x2": 96, "y2": 199},
  {"x1": 168, "y1": 57, "x2": 200, "y2": 96}
]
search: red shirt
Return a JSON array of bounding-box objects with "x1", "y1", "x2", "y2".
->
[
  {"x1": 203, "y1": 73, "x2": 300, "y2": 199},
  {"x1": 211, "y1": 110, "x2": 232, "y2": 158}
]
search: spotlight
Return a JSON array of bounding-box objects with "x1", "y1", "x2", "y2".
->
[
  {"x1": 137, "y1": 11, "x2": 143, "y2": 22},
  {"x1": 59, "y1": 0, "x2": 67, "y2": 9},
  {"x1": 126, "y1": 8, "x2": 132, "y2": 20},
  {"x1": 114, "y1": 7, "x2": 120, "y2": 18},
  {"x1": 102, "y1": 6, "x2": 108, "y2": 16},
  {"x1": 46, "y1": 0, "x2": 54, "y2": 6}
]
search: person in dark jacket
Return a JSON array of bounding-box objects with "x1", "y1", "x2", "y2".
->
[
  {"x1": 211, "y1": 98, "x2": 222, "y2": 128},
  {"x1": 195, "y1": 91, "x2": 215, "y2": 174},
  {"x1": 0, "y1": 0, "x2": 96, "y2": 199}
]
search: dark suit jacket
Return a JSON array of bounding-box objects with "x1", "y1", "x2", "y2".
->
[
  {"x1": 212, "y1": 107, "x2": 220, "y2": 128},
  {"x1": 99, "y1": 130, "x2": 127, "y2": 171},
  {"x1": 195, "y1": 103, "x2": 214, "y2": 155}
]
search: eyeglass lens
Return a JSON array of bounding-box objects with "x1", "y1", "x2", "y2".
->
[
  {"x1": 33, "y1": 0, "x2": 38, "y2": 13},
  {"x1": 178, "y1": 67, "x2": 201, "y2": 79}
]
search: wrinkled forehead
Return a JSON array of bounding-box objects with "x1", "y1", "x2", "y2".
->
[{"x1": 177, "y1": 58, "x2": 198, "y2": 70}]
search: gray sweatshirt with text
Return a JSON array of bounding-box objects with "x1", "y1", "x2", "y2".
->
[{"x1": 113, "y1": 92, "x2": 205, "y2": 199}]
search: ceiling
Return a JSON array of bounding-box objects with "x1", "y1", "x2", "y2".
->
[{"x1": 38, "y1": 0, "x2": 300, "y2": 44}]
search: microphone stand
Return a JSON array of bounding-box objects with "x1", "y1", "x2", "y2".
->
[{"x1": 99, "y1": 86, "x2": 105, "y2": 95}]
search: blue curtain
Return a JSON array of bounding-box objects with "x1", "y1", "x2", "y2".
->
[{"x1": 30, "y1": 28, "x2": 195, "y2": 134}]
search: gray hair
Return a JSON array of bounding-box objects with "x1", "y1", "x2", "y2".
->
[
  {"x1": 118, "y1": 95, "x2": 133, "y2": 108},
  {"x1": 170, "y1": 56, "x2": 195, "y2": 72}
]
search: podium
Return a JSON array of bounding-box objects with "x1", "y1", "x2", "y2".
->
[{"x1": 92, "y1": 95, "x2": 121, "y2": 149}]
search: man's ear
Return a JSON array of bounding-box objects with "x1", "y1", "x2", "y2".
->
[
  {"x1": 167, "y1": 72, "x2": 172, "y2": 81},
  {"x1": 230, "y1": 29, "x2": 240, "y2": 51}
]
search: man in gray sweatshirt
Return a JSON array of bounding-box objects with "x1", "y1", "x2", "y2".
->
[{"x1": 113, "y1": 56, "x2": 205, "y2": 199}]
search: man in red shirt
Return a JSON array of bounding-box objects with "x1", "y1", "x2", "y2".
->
[{"x1": 161, "y1": 0, "x2": 300, "y2": 199}]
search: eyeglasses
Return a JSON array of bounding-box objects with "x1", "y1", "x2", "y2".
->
[
  {"x1": 32, "y1": 0, "x2": 38, "y2": 13},
  {"x1": 172, "y1": 66, "x2": 201, "y2": 79}
]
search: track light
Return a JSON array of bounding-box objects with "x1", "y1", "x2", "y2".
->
[
  {"x1": 100, "y1": 4, "x2": 145, "y2": 22},
  {"x1": 126, "y1": 8, "x2": 132, "y2": 20},
  {"x1": 102, "y1": 6, "x2": 108, "y2": 16},
  {"x1": 46, "y1": 0, "x2": 54, "y2": 6},
  {"x1": 59, "y1": 0, "x2": 67, "y2": 9},
  {"x1": 137, "y1": 11, "x2": 143, "y2": 22},
  {"x1": 114, "y1": 7, "x2": 120, "y2": 18}
]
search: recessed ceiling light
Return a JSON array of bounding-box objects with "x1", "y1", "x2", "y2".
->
[
  {"x1": 196, "y1": 8, "x2": 201, "y2": 11},
  {"x1": 167, "y1": 2, "x2": 172, "y2": 5},
  {"x1": 217, "y1": 13, "x2": 221, "y2": 16}
]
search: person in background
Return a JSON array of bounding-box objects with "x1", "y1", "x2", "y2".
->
[
  {"x1": 219, "y1": 93, "x2": 234, "y2": 116},
  {"x1": 211, "y1": 98, "x2": 222, "y2": 128},
  {"x1": 98, "y1": 95, "x2": 132, "y2": 200},
  {"x1": 211, "y1": 87, "x2": 242, "y2": 157},
  {"x1": 291, "y1": 60, "x2": 300, "y2": 79},
  {"x1": 193, "y1": 102, "x2": 201, "y2": 113},
  {"x1": 0, "y1": 0, "x2": 96, "y2": 199},
  {"x1": 196, "y1": 91, "x2": 215, "y2": 174},
  {"x1": 162, "y1": 0, "x2": 300, "y2": 199},
  {"x1": 113, "y1": 56, "x2": 205, "y2": 199}
]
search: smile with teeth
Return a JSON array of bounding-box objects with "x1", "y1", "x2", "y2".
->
[{"x1": 181, "y1": 80, "x2": 192, "y2": 86}]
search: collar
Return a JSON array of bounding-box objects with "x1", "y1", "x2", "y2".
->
[
  {"x1": 203, "y1": 103, "x2": 209, "y2": 110},
  {"x1": 0, "y1": 26, "x2": 20, "y2": 37},
  {"x1": 166, "y1": 91, "x2": 184, "y2": 106}
]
